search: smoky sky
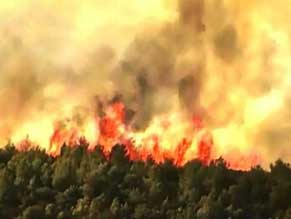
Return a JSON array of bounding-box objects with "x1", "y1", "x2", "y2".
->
[{"x1": 0, "y1": 0, "x2": 291, "y2": 166}]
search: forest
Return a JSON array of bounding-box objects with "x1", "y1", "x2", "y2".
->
[{"x1": 1, "y1": 143, "x2": 291, "y2": 219}]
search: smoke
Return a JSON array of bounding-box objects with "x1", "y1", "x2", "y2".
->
[
  {"x1": 0, "y1": 0, "x2": 291, "y2": 167},
  {"x1": 0, "y1": 0, "x2": 174, "y2": 143}
]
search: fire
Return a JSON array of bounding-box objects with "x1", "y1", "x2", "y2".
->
[{"x1": 12, "y1": 100, "x2": 260, "y2": 171}]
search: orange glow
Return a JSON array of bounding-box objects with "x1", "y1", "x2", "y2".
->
[{"x1": 12, "y1": 101, "x2": 260, "y2": 171}]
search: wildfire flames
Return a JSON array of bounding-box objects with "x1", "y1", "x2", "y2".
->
[{"x1": 15, "y1": 99, "x2": 260, "y2": 170}]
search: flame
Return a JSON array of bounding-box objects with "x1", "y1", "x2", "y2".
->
[{"x1": 12, "y1": 101, "x2": 260, "y2": 170}]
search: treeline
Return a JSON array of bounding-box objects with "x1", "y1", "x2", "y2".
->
[{"x1": 1, "y1": 144, "x2": 291, "y2": 219}]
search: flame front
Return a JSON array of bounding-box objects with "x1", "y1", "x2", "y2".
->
[{"x1": 14, "y1": 101, "x2": 259, "y2": 171}]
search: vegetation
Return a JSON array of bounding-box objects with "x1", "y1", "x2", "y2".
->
[{"x1": 0, "y1": 143, "x2": 291, "y2": 219}]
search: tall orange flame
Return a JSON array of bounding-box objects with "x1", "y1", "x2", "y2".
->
[{"x1": 15, "y1": 100, "x2": 260, "y2": 171}]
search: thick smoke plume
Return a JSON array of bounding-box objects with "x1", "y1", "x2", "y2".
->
[{"x1": 0, "y1": 0, "x2": 291, "y2": 167}]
